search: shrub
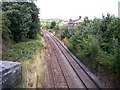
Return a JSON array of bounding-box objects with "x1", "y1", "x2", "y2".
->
[
  {"x1": 2, "y1": 2, "x2": 40, "y2": 42},
  {"x1": 61, "y1": 14, "x2": 120, "y2": 75}
]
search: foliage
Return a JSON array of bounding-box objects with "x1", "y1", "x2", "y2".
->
[
  {"x1": 2, "y1": 12, "x2": 11, "y2": 40},
  {"x1": 2, "y1": 2, "x2": 40, "y2": 42},
  {"x1": 2, "y1": 2, "x2": 43, "y2": 62},
  {"x1": 2, "y1": 34, "x2": 44, "y2": 61},
  {"x1": 71, "y1": 14, "x2": 119, "y2": 74},
  {"x1": 50, "y1": 21, "x2": 56, "y2": 29},
  {"x1": 61, "y1": 25, "x2": 71, "y2": 39},
  {"x1": 57, "y1": 14, "x2": 120, "y2": 77}
]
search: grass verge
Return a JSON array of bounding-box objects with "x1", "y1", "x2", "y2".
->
[{"x1": 2, "y1": 33, "x2": 46, "y2": 88}]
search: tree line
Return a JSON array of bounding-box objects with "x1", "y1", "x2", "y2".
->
[
  {"x1": 2, "y1": 2, "x2": 40, "y2": 42},
  {"x1": 53, "y1": 14, "x2": 120, "y2": 86}
]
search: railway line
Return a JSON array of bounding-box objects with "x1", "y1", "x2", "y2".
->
[{"x1": 43, "y1": 30, "x2": 105, "y2": 89}]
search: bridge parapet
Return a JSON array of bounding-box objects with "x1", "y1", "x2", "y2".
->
[{"x1": 0, "y1": 61, "x2": 22, "y2": 88}]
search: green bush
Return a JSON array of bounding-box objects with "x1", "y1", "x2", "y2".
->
[
  {"x1": 2, "y1": 2, "x2": 40, "y2": 42},
  {"x1": 61, "y1": 14, "x2": 120, "y2": 76},
  {"x1": 2, "y1": 13, "x2": 11, "y2": 40},
  {"x1": 2, "y1": 38, "x2": 44, "y2": 61},
  {"x1": 50, "y1": 21, "x2": 56, "y2": 29}
]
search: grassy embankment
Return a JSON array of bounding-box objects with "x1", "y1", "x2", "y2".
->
[{"x1": 2, "y1": 33, "x2": 46, "y2": 88}]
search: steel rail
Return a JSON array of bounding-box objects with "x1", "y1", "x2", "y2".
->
[
  {"x1": 46, "y1": 31, "x2": 104, "y2": 89},
  {"x1": 44, "y1": 32, "x2": 70, "y2": 89}
]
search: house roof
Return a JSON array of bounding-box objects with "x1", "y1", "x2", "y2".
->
[{"x1": 68, "y1": 16, "x2": 83, "y2": 24}]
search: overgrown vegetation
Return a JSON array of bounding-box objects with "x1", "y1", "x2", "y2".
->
[
  {"x1": 2, "y1": 36, "x2": 44, "y2": 61},
  {"x1": 50, "y1": 21, "x2": 56, "y2": 29},
  {"x1": 2, "y1": 2, "x2": 46, "y2": 88},
  {"x1": 2, "y1": 2, "x2": 40, "y2": 42},
  {"x1": 2, "y1": 2, "x2": 42, "y2": 60},
  {"x1": 69, "y1": 15, "x2": 119, "y2": 75},
  {"x1": 15, "y1": 45, "x2": 46, "y2": 88},
  {"x1": 52, "y1": 14, "x2": 120, "y2": 87}
]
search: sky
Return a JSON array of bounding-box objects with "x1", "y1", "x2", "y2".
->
[{"x1": 35, "y1": 0, "x2": 119, "y2": 20}]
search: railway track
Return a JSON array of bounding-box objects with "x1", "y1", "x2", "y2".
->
[{"x1": 43, "y1": 30, "x2": 105, "y2": 89}]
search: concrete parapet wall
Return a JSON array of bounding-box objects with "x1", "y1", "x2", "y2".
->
[{"x1": 0, "y1": 61, "x2": 22, "y2": 88}]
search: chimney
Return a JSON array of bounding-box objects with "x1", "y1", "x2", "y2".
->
[
  {"x1": 79, "y1": 16, "x2": 81, "y2": 19},
  {"x1": 69, "y1": 18, "x2": 72, "y2": 22}
]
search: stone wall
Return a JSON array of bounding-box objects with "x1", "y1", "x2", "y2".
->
[{"x1": 0, "y1": 61, "x2": 22, "y2": 88}]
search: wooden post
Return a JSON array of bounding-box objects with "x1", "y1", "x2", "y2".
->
[{"x1": 26, "y1": 63, "x2": 28, "y2": 88}]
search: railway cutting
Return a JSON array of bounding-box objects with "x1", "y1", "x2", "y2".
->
[{"x1": 43, "y1": 30, "x2": 105, "y2": 89}]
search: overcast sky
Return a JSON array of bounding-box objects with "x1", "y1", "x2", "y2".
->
[{"x1": 35, "y1": 0, "x2": 119, "y2": 20}]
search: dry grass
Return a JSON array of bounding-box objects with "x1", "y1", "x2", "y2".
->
[
  {"x1": 62, "y1": 38, "x2": 70, "y2": 46},
  {"x1": 15, "y1": 50, "x2": 46, "y2": 88},
  {"x1": 27, "y1": 51, "x2": 46, "y2": 88}
]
